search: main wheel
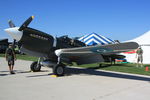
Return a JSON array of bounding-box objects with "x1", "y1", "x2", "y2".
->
[
  {"x1": 53, "y1": 64, "x2": 65, "y2": 76},
  {"x1": 30, "y1": 61, "x2": 41, "y2": 72}
]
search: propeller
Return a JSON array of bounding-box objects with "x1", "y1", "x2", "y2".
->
[
  {"x1": 12, "y1": 39, "x2": 16, "y2": 49},
  {"x1": 5, "y1": 16, "x2": 34, "y2": 41},
  {"x1": 8, "y1": 20, "x2": 16, "y2": 28},
  {"x1": 7, "y1": 20, "x2": 17, "y2": 48},
  {"x1": 18, "y1": 16, "x2": 34, "y2": 31}
]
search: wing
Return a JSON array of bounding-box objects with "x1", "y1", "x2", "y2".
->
[{"x1": 55, "y1": 42, "x2": 139, "y2": 65}]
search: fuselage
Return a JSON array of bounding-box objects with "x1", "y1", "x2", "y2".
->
[{"x1": 5, "y1": 27, "x2": 85, "y2": 61}]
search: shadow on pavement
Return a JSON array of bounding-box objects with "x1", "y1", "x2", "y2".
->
[
  {"x1": 65, "y1": 67, "x2": 150, "y2": 82},
  {"x1": 0, "y1": 71, "x2": 10, "y2": 73},
  {"x1": 27, "y1": 74, "x2": 52, "y2": 77},
  {"x1": 17, "y1": 70, "x2": 49, "y2": 74},
  {"x1": 0, "y1": 74, "x2": 8, "y2": 76},
  {"x1": 0, "y1": 70, "x2": 50, "y2": 77},
  {"x1": 5, "y1": 67, "x2": 149, "y2": 82}
]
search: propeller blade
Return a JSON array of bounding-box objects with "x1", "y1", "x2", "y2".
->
[
  {"x1": 12, "y1": 39, "x2": 16, "y2": 49},
  {"x1": 18, "y1": 16, "x2": 34, "y2": 31},
  {"x1": 8, "y1": 20, "x2": 16, "y2": 28}
]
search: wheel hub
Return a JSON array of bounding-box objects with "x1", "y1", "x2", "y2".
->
[{"x1": 57, "y1": 66, "x2": 64, "y2": 75}]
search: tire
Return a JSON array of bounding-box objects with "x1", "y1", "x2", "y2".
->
[
  {"x1": 30, "y1": 61, "x2": 41, "y2": 72},
  {"x1": 53, "y1": 64, "x2": 65, "y2": 76}
]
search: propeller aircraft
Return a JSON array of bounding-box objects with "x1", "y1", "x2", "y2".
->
[{"x1": 4, "y1": 16, "x2": 139, "y2": 76}]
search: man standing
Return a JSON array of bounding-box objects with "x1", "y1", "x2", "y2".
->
[
  {"x1": 136, "y1": 46, "x2": 143, "y2": 67},
  {"x1": 5, "y1": 44, "x2": 16, "y2": 74}
]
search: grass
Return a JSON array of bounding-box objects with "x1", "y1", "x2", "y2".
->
[
  {"x1": 0, "y1": 53, "x2": 38, "y2": 61},
  {"x1": 1, "y1": 53, "x2": 150, "y2": 76},
  {"x1": 78, "y1": 63, "x2": 150, "y2": 76}
]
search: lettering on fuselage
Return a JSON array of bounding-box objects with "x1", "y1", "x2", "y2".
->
[{"x1": 30, "y1": 34, "x2": 48, "y2": 40}]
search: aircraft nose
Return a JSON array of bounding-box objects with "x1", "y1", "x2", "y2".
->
[{"x1": 4, "y1": 27, "x2": 23, "y2": 41}]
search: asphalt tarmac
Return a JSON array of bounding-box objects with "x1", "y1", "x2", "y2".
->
[{"x1": 0, "y1": 57, "x2": 150, "y2": 100}]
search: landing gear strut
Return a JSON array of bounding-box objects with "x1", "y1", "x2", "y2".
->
[
  {"x1": 30, "y1": 58, "x2": 41, "y2": 72},
  {"x1": 30, "y1": 57, "x2": 66, "y2": 76},
  {"x1": 30, "y1": 61, "x2": 41, "y2": 72}
]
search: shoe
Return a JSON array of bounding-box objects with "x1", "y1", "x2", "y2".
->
[
  {"x1": 10, "y1": 71, "x2": 15, "y2": 74},
  {"x1": 10, "y1": 71, "x2": 13, "y2": 74},
  {"x1": 12, "y1": 71, "x2": 15, "y2": 74}
]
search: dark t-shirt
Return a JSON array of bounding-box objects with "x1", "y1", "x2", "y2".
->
[{"x1": 6, "y1": 48, "x2": 15, "y2": 60}]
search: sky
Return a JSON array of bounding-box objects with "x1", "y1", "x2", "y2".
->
[{"x1": 0, "y1": 0, "x2": 150, "y2": 41}]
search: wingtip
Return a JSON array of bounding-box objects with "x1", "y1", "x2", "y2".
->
[
  {"x1": 8, "y1": 19, "x2": 11, "y2": 22},
  {"x1": 31, "y1": 16, "x2": 34, "y2": 19}
]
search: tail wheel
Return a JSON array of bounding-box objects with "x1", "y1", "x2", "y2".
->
[
  {"x1": 53, "y1": 64, "x2": 65, "y2": 76},
  {"x1": 30, "y1": 61, "x2": 41, "y2": 72}
]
